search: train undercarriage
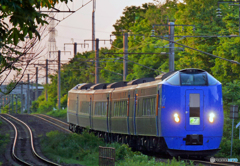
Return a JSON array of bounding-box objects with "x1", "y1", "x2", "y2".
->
[{"x1": 69, "y1": 123, "x2": 219, "y2": 157}]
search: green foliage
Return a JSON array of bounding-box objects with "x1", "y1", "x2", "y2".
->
[
  {"x1": 215, "y1": 137, "x2": 240, "y2": 160},
  {"x1": 41, "y1": 130, "x2": 191, "y2": 166},
  {"x1": 222, "y1": 80, "x2": 240, "y2": 105},
  {"x1": 118, "y1": 156, "x2": 193, "y2": 166},
  {"x1": 1, "y1": 98, "x2": 22, "y2": 114},
  {"x1": 0, "y1": 120, "x2": 10, "y2": 156},
  {"x1": 46, "y1": 108, "x2": 67, "y2": 119},
  {"x1": 41, "y1": 130, "x2": 105, "y2": 165},
  {"x1": 0, "y1": 133, "x2": 9, "y2": 154}
]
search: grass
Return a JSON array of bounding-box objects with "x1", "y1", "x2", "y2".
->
[
  {"x1": 40, "y1": 130, "x2": 193, "y2": 166},
  {"x1": 46, "y1": 108, "x2": 67, "y2": 119},
  {"x1": 0, "y1": 120, "x2": 10, "y2": 157},
  {"x1": 40, "y1": 130, "x2": 104, "y2": 165},
  {"x1": 32, "y1": 108, "x2": 67, "y2": 120}
]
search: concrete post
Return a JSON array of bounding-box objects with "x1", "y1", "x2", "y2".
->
[
  {"x1": 123, "y1": 33, "x2": 128, "y2": 81},
  {"x1": 58, "y1": 50, "x2": 61, "y2": 110},
  {"x1": 95, "y1": 38, "x2": 99, "y2": 84},
  {"x1": 169, "y1": 22, "x2": 175, "y2": 72}
]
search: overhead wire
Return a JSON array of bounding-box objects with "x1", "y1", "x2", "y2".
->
[{"x1": 155, "y1": 35, "x2": 240, "y2": 65}]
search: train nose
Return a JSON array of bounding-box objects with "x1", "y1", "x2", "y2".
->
[{"x1": 183, "y1": 134, "x2": 203, "y2": 145}]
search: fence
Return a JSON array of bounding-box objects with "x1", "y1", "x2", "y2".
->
[{"x1": 99, "y1": 146, "x2": 115, "y2": 166}]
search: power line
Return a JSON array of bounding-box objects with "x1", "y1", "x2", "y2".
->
[
  {"x1": 152, "y1": 35, "x2": 240, "y2": 65},
  {"x1": 102, "y1": 52, "x2": 165, "y2": 73},
  {"x1": 58, "y1": 25, "x2": 111, "y2": 33}
]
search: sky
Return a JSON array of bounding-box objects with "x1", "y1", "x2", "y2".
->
[
  {"x1": 5, "y1": 0, "x2": 160, "y2": 84},
  {"x1": 52, "y1": 0, "x2": 157, "y2": 61}
]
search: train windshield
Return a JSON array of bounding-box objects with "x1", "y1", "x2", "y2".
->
[{"x1": 180, "y1": 73, "x2": 207, "y2": 86}]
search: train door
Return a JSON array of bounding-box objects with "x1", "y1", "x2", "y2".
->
[
  {"x1": 133, "y1": 89, "x2": 138, "y2": 135},
  {"x1": 185, "y1": 90, "x2": 204, "y2": 131},
  {"x1": 127, "y1": 93, "x2": 130, "y2": 134},
  {"x1": 76, "y1": 94, "x2": 79, "y2": 126},
  {"x1": 107, "y1": 94, "x2": 110, "y2": 133},
  {"x1": 89, "y1": 96, "x2": 92, "y2": 129}
]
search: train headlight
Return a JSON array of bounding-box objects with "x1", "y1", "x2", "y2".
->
[
  {"x1": 174, "y1": 113, "x2": 180, "y2": 123},
  {"x1": 209, "y1": 112, "x2": 215, "y2": 123}
]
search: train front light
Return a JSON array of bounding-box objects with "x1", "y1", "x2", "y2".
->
[
  {"x1": 209, "y1": 112, "x2": 215, "y2": 123},
  {"x1": 174, "y1": 113, "x2": 180, "y2": 123}
]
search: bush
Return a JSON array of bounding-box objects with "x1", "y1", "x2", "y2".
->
[
  {"x1": 41, "y1": 130, "x2": 105, "y2": 165},
  {"x1": 0, "y1": 120, "x2": 10, "y2": 155},
  {"x1": 60, "y1": 94, "x2": 68, "y2": 108},
  {"x1": 46, "y1": 108, "x2": 67, "y2": 119}
]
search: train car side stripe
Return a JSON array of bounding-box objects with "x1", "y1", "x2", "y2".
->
[
  {"x1": 156, "y1": 90, "x2": 159, "y2": 136},
  {"x1": 127, "y1": 94, "x2": 130, "y2": 135},
  {"x1": 133, "y1": 93, "x2": 137, "y2": 135},
  {"x1": 76, "y1": 95, "x2": 79, "y2": 126},
  {"x1": 107, "y1": 96, "x2": 109, "y2": 133}
]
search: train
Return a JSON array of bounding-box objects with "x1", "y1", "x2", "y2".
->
[{"x1": 67, "y1": 68, "x2": 224, "y2": 157}]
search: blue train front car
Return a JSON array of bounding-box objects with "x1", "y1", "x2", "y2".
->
[{"x1": 161, "y1": 69, "x2": 224, "y2": 156}]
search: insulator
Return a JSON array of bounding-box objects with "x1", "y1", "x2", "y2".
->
[{"x1": 151, "y1": 29, "x2": 155, "y2": 36}]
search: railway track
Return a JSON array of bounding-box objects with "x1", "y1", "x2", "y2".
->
[
  {"x1": 31, "y1": 114, "x2": 71, "y2": 133},
  {"x1": 0, "y1": 114, "x2": 61, "y2": 166}
]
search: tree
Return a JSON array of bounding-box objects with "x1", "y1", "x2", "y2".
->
[{"x1": 0, "y1": 0, "x2": 71, "y2": 94}]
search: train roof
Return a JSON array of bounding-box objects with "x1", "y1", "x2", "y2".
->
[
  {"x1": 127, "y1": 77, "x2": 155, "y2": 85},
  {"x1": 107, "y1": 81, "x2": 128, "y2": 89},
  {"x1": 69, "y1": 68, "x2": 219, "y2": 93},
  {"x1": 90, "y1": 83, "x2": 109, "y2": 90}
]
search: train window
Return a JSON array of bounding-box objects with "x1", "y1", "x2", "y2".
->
[
  {"x1": 69, "y1": 100, "x2": 77, "y2": 112},
  {"x1": 207, "y1": 73, "x2": 218, "y2": 85},
  {"x1": 142, "y1": 97, "x2": 156, "y2": 116},
  {"x1": 180, "y1": 73, "x2": 207, "y2": 86},
  {"x1": 80, "y1": 101, "x2": 90, "y2": 114},
  {"x1": 113, "y1": 100, "x2": 127, "y2": 117},
  {"x1": 189, "y1": 94, "x2": 200, "y2": 125},
  {"x1": 166, "y1": 73, "x2": 180, "y2": 85},
  {"x1": 95, "y1": 102, "x2": 107, "y2": 116}
]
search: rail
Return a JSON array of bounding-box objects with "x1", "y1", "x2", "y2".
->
[
  {"x1": 31, "y1": 114, "x2": 71, "y2": 133},
  {"x1": 0, "y1": 114, "x2": 61, "y2": 166}
]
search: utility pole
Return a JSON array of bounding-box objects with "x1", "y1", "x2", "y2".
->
[
  {"x1": 95, "y1": 38, "x2": 99, "y2": 84},
  {"x1": 31, "y1": 81, "x2": 33, "y2": 105},
  {"x1": 92, "y1": 0, "x2": 96, "y2": 51},
  {"x1": 123, "y1": 33, "x2": 128, "y2": 81},
  {"x1": 4, "y1": 96, "x2": 6, "y2": 111},
  {"x1": 15, "y1": 95, "x2": 17, "y2": 113},
  {"x1": 58, "y1": 50, "x2": 61, "y2": 110},
  {"x1": 0, "y1": 97, "x2": 2, "y2": 113},
  {"x1": 45, "y1": 59, "x2": 48, "y2": 101},
  {"x1": 36, "y1": 67, "x2": 38, "y2": 100},
  {"x1": 64, "y1": 42, "x2": 88, "y2": 56},
  {"x1": 3, "y1": 95, "x2": 6, "y2": 113},
  {"x1": 169, "y1": 22, "x2": 175, "y2": 72},
  {"x1": 21, "y1": 82, "x2": 23, "y2": 113},
  {"x1": 8, "y1": 95, "x2": 10, "y2": 113},
  {"x1": 27, "y1": 74, "x2": 30, "y2": 114},
  {"x1": 74, "y1": 42, "x2": 77, "y2": 56},
  {"x1": 12, "y1": 94, "x2": 14, "y2": 113},
  {"x1": 152, "y1": 23, "x2": 194, "y2": 72},
  {"x1": 84, "y1": 38, "x2": 111, "y2": 83}
]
